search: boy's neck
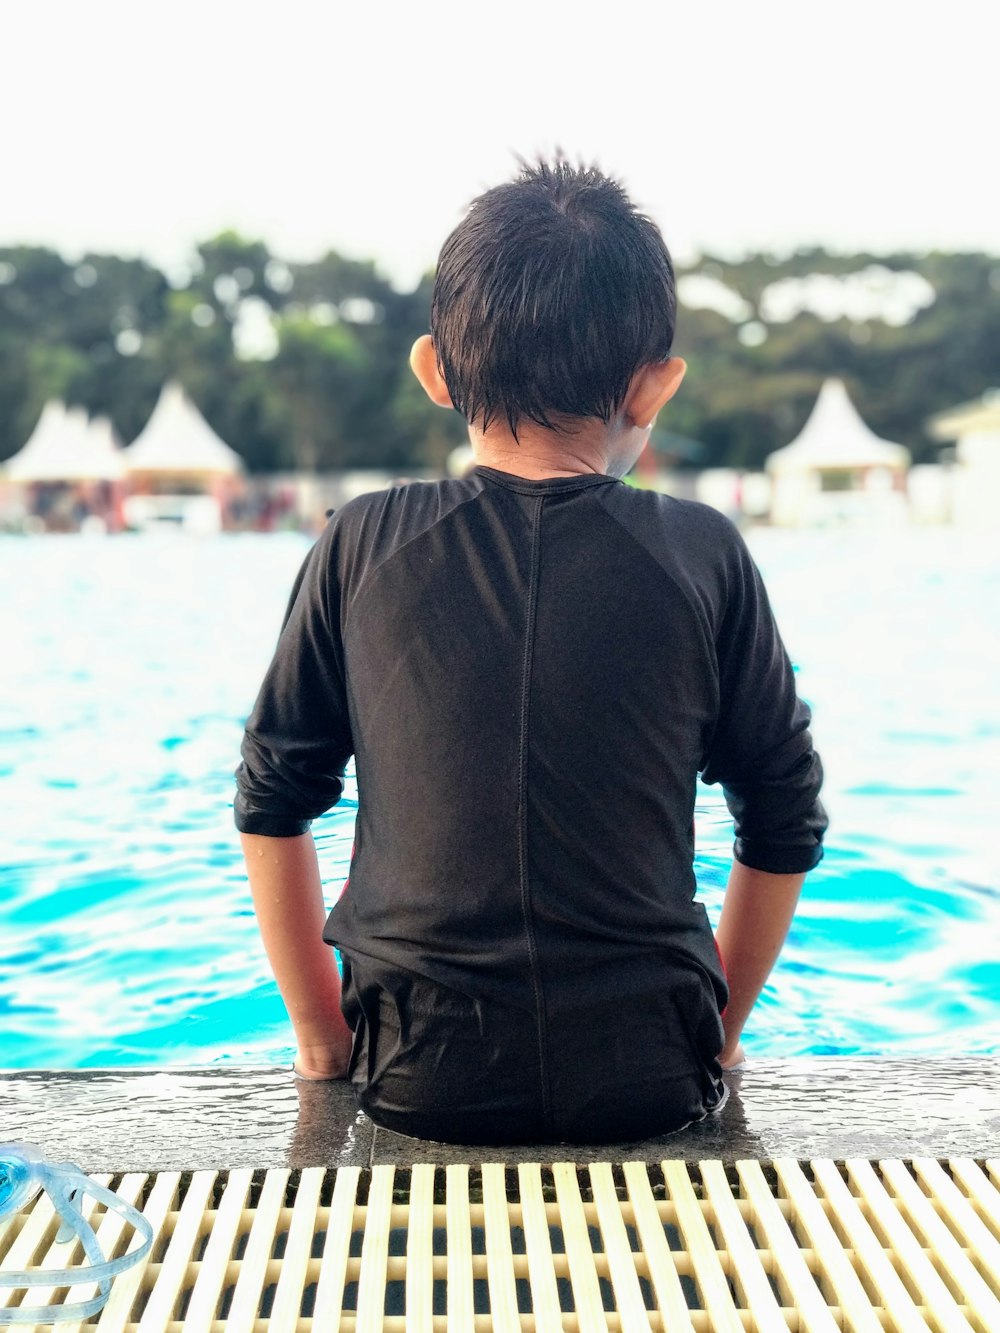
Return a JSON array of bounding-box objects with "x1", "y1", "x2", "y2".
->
[{"x1": 470, "y1": 419, "x2": 639, "y2": 481}]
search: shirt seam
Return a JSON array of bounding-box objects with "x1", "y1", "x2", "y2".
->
[
  {"x1": 517, "y1": 492, "x2": 553, "y2": 1131},
  {"x1": 341, "y1": 486, "x2": 487, "y2": 622}
]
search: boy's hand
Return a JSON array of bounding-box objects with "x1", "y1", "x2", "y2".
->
[
  {"x1": 719, "y1": 1039, "x2": 746, "y2": 1071},
  {"x1": 293, "y1": 1029, "x2": 353, "y2": 1081}
]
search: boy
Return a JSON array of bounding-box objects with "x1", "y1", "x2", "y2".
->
[{"x1": 236, "y1": 158, "x2": 826, "y2": 1144}]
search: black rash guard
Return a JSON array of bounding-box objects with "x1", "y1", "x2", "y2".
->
[{"x1": 235, "y1": 466, "x2": 826, "y2": 1143}]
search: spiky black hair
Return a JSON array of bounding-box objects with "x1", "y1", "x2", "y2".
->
[{"x1": 430, "y1": 154, "x2": 676, "y2": 436}]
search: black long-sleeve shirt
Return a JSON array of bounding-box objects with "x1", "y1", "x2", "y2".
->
[{"x1": 235, "y1": 466, "x2": 826, "y2": 1142}]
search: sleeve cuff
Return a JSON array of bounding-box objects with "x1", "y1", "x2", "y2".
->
[
  {"x1": 234, "y1": 806, "x2": 314, "y2": 837},
  {"x1": 733, "y1": 838, "x2": 824, "y2": 874}
]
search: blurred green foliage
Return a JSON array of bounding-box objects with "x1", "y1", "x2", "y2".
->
[{"x1": 0, "y1": 234, "x2": 997, "y2": 471}]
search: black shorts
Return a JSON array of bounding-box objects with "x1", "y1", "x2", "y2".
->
[{"x1": 340, "y1": 951, "x2": 726, "y2": 1145}]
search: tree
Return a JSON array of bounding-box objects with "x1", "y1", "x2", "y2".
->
[
  {"x1": 268, "y1": 315, "x2": 370, "y2": 471},
  {"x1": 2, "y1": 240, "x2": 998, "y2": 473}
]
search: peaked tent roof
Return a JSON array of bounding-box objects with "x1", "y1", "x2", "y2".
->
[
  {"x1": 766, "y1": 379, "x2": 910, "y2": 473},
  {"x1": 3, "y1": 402, "x2": 126, "y2": 482},
  {"x1": 3, "y1": 399, "x2": 70, "y2": 478},
  {"x1": 82, "y1": 415, "x2": 126, "y2": 479},
  {"x1": 122, "y1": 382, "x2": 243, "y2": 475}
]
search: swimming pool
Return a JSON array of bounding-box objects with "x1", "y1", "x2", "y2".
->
[{"x1": 2, "y1": 528, "x2": 998, "y2": 1068}]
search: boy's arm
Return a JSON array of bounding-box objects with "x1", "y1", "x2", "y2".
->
[
  {"x1": 235, "y1": 522, "x2": 355, "y2": 1076},
  {"x1": 241, "y1": 831, "x2": 353, "y2": 1078},
  {"x1": 715, "y1": 863, "x2": 805, "y2": 1066},
  {"x1": 701, "y1": 523, "x2": 827, "y2": 1061}
]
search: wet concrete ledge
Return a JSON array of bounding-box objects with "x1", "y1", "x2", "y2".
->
[{"x1": 1, "y1": 1059, "x2": 997, "y2": 1174}]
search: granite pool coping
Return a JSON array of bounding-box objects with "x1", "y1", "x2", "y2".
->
[{"x1": 2, "y1": 1059, "x2": 997, "y2": 1172}]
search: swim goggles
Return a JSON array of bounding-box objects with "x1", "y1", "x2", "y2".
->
[{"x1": 0, "y1": 1142, "x2": 153, "y2": 1324}]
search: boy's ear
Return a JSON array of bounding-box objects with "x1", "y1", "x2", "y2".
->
[
  {"x1": 625, "y1": 358, "x2": 687, "y2": 430},
  {"x1": 410, "y1": 335, "x2": 454, "y2": 408}
]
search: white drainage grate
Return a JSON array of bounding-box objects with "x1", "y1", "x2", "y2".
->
[{"x1": 2, "y1": 1158, "x2": 1000, "y2": 1330}]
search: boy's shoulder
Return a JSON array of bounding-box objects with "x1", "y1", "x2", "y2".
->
[
  {"x1": 328, "y1": 475, "x2": 478, "y2": 533},
  {"x1": 318, "y1": 476, "x2": 482, "y2": 579},
  {"x1": 600, "y1": 484, "x2": 748, "y2": 566}
]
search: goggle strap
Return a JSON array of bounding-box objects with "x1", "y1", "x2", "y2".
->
[{"x1": 0, "y1": 1170, "x2": 153, "y2": 1324}]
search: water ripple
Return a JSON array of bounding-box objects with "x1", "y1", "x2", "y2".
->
[{"x1": 2, "y1": 531, "x2": 998, "y2": 1067}]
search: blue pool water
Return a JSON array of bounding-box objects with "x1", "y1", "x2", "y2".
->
[{"x1": 2, "y1": 529, "x2": 999, "y2": 1069}]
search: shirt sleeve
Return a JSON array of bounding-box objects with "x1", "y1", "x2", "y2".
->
[
  {"x1": 700, "y1": 527, "x2": 827, "y2": 873},
  {"x1": 234, "y1": 521, "x2": 353, "y2": 836}
]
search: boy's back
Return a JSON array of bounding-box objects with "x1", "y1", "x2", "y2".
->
[{"x1": 236, "y1": 465, "x2": 824, "y2": 1142}]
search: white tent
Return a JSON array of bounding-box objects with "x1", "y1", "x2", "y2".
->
[
  {"x1": 3, "y1": 402, "x2": 125, "y2": 482},
  {"x1": 80, "y1": 415, "x2": 125, "y2": 480},
  {"x1": 3, "y1": 400, "x2": 68, "y2": 479},
  {"x1": 122, "y1": 382, "x2": 243, "y2": 476},
  {"x1": 926, "y1": 388, "x2": 1000, "y2": 528},
  {"x1": 765, "y1": 379, "x2": 910, "y2": 527},
  {"x1": 766, "y1": 378, "x2": 910, "y2": 475},
  {"x1": 928, "y1": 388, "x2": 1000, "y2": 446}
]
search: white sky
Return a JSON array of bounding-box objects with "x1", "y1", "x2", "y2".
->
[{"x1": 2, "y1": 0, "x2": 998, "y2": 288}]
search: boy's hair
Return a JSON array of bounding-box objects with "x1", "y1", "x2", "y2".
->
[{"x1": 430, "y1": 156, "x2": 677, "y2": 436}]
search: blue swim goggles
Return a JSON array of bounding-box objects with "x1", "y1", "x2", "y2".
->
[{"x1": 0, "y1": 1142, "x2": 153, "y2": 1324}]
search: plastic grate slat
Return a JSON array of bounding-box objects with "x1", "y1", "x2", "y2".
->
[
  {"x1": 808, "y1": 1159, "x2": 929, "y2": 1333},
  {"x1": 552, "y1": 1161, "x2": 607, "y2": 1331},
  {"x1": 588, "y1": 1162, "x2": 650, "y2": 1328},
  {"x1": 699, "y1": 1159, "x2": 788, "y2": 1332},
  {"x1": 846, "y1": 1157, "x2": 974, "y2": 1332},
  {"x1": 222, "y1": 1168, "x2": 287, "y2": 1332},
  {"x1": 404, "y1": 1163, "x2": 435, "y2": 1333},
  {"x1": 355, "y1": 1165, "x2": 393, "y2": 1333},
  {"x1": 879, "y1": 1159, "x2": 1000, "y2": 1331},
  {"x1": 312, "y1": 1165, "x2": 360, "y2": 1328},
  {"x1": 180, "y1": 1168, "x2": 254, "y2": 1332},
  {"x1": 622, "y1": 1160, "x2": 694, "y2": 1331},
  {"x1": 2, "y1": 1158, "x2": 998, "y2": 1329},
  {"x1": 517, "y1": 1165, "x2": 564, "y2": 1327},
  {"x1": 773, "y1": 1157, "x2": 883, "y2": 1332},
  {"x1": 268, "y1": 1166, "x2": 324, "y2": 1330},
  {"x1": 736, "y1": 1160, "x2": 841, "y2": 1332},
  {"x1": 136, "y1": 1170, "x2": 216, "y2": 1331},
  {"x1": 664, "y1": 1159, "x2": 744, "y2": 1332},
  {"x1": 55, "y1": 1174, "x2": 151, "y2": 1333},
  {"x1": 444, "y1": 1164, "x2": 475, "y2": 1332}
]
